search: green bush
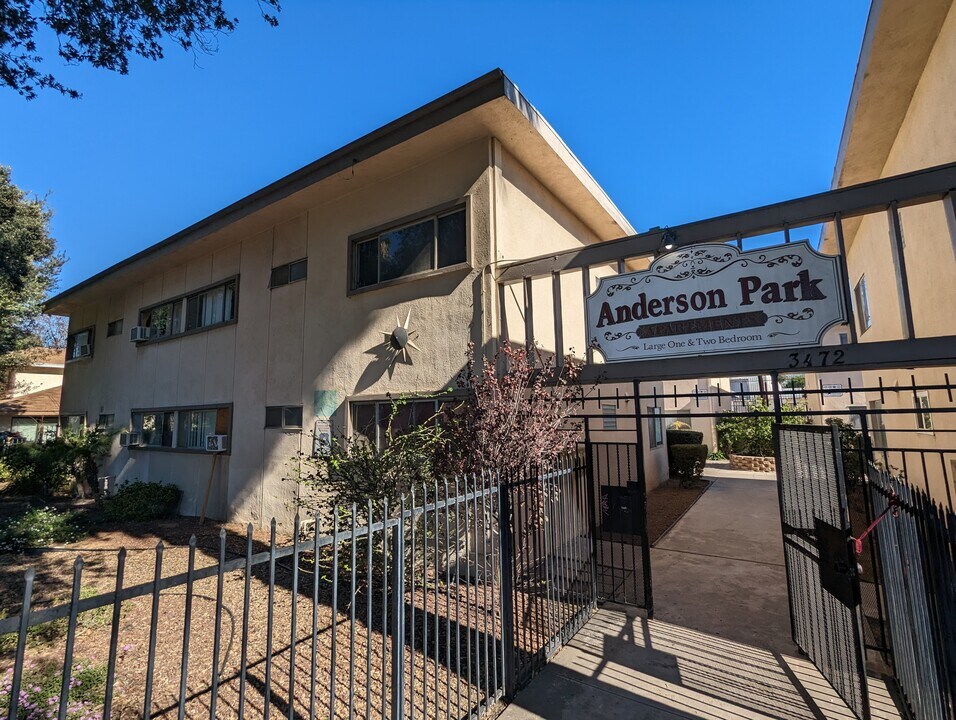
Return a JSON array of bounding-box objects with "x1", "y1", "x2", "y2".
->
[
  {"x1": 670, "y1": 444, "x2": 709, "y2": 481},
  {"x1": 101, "y1": 481, "x2": 181, "y2": 521},
  {"x1": 0, "y1": 506, "x2": 86, "y2": 552},
  {"x1": 1, "y1": 439, "x2": 75, "y2": 496},
  {"x1": 715, "y1": 400, "x2": 808, "y2": 457},
  {"x1": 0, "y1": 428, "x2": 115, "y2": 498},
  {"x1": 665, "y1": 429, "x2": 703, "y2": 446}
]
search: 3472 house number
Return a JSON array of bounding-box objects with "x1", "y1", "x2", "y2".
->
[{"x1": 786, "y1": 348, "x2": 846, "y2": 369}]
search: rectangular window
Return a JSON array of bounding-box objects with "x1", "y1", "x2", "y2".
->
[
  {"x1": 854, "y1": 276, "x2": 871, "y2": 332},
  {"x1": 350, "y1": 398, "x2": 442, "y2": 449},
  {"x1": 131, "y1": 406, "x2": 230, "y2": 449},
  {"x1": 12, "y1": 417, "x2": 58, "y2": 443},
  {"x1": 184, "y1": 280, "x2": 237, "y2": 332},
  {"x1": 96, "y1": 414, "x2": 115, "y2": 430},
  {"x1": 107, "y1": 319, "x2": 124, "y2": 337},
  {"x1": 647, "y1": 406, "x2": 664, "y2": 448},
  {"x1": 66, "y1": 328, "x2": 94, "y2": 360},
  {"x1": 916, "y1": 392, "x2": 934, "y2": 432},
  {"x1": 270, "y1": 258, "x2": 307, "y2": 288},
  {"x1": 132, "y1": 411, "x2": 175, "y2": 447},
  {"x1": 351, "y1": 206, "x2": 466, "y2": 290},
  {"x1": 838, "y1": 332, "x2": 849, "y2": 345},
  {"x1": 60, "y1": 414, "x2": 86, "y2": 434},
  {"x1": 601, "y1": 404, "x2": 618, "y2": 431},
  {"x1": 265, "y1": 405, "x2": 303, "y2": 429},
  {"x1": 139, "y1": 278, "x2": 237, "y2": 340}
]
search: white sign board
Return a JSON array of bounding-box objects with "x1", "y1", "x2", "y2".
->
[
  {"x1": 822, "y1": 383, "x2": 845, "y2": 397},
  {"x1": 587, "y1": 242, "x2": 847, "y2": 363}
]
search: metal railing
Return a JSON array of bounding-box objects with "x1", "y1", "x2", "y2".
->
[
  {"x1": 0, "y1": 457, "x2": 594, "y2": 720},
  {"x1": 868, "y1": 465, "x2": 956, "y2": 720}
]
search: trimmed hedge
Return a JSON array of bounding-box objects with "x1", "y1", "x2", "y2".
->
[
  {"x1": 666, "y1": 429, "x2": 703, "y2": 446},
  {"x1": 102, "y1": 481, "x2": 181, "y2": 522},
  {"x1": 671, "y1": 444, "x2": 709, "y2": 481}
]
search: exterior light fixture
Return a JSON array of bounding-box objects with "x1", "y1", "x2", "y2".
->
[{"x1": 661, "y1": 228, "x2": 677, "y2": 251}]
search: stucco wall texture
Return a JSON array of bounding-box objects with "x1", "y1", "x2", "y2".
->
[
  {"x1": 841, "y1": 0, "x2": 956, "y2": 502},
  {"x1": 60, "y1": 133, "x2": 665, "y2": 525}
]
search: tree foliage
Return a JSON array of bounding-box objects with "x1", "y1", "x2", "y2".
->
[
  {"x1": 0, "y1": 165, "x2": 62, "y2": 387},
  {"x1": 0, "y1": 0, "x2": 281, "y2": 100},
  {"x1": 436, "y1": 342, "x2": 586, "y2": 478}
]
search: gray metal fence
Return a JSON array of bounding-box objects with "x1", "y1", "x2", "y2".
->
[
  {"x1": 869, "y1": 465, "x2": 956, "y2": 720},
  {"x1": 0, "y1": 456, "x2": 594, "y2": 719}
]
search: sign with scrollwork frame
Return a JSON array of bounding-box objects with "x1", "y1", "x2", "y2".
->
[{"x1": 587, "y1": 241, "x2": 848, "y2": 363}]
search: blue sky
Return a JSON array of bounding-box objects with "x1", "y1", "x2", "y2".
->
[{"x1": 1, "y1": 0, "x2": 870, "y2": 292}]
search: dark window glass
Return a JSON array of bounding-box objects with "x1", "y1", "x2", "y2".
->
[
  {"x1": 284, "y1": 406, "x2": 303, "y2": 428},
  {"x1": 437, "y1": 209, "x2": 466, "y2": 267},
  {"x1": 265, "y1": 406, "x2": 283, "y2": 428},
  {"x1": 379, "y1": 219, "x2": 433, "y2": 282},
  {"x1": 66, "y1": 328, "x2": 94, "y2": 360},
  {"x1": 270, "y1": 264, "x2": 290, "y2": 288},
  {"x1": 289, "y1": 259, "x2": 307, "y2": 282},
  {"x1": 352, "y1": 403, "x2": 377, "y2": 444},
  {"x1": 107, "y1": 319, "x2": 124, "y2": 337},
  {"x1": 96, "y1": 414, "x2": 114, "y2": 429},
  {"x1": 355, "y1": 239, "x2": 379, "y2": 288}
]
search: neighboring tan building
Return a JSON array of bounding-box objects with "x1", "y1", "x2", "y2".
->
[
  {"x1": 0, "y1": 349, "x2": 65, "y2": 442},
  {"x1": 45, "y1": 70, "x2": 664, "y2": 524},
  {"x1": 821, "y1": 0, "x2": 956, "y2": 500}
]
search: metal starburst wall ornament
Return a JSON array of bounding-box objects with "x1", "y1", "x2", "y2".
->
[{"x1": 382, "y1": 309, "x2": 421, "y2": 366}]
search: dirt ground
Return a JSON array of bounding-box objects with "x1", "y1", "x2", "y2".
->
[
  {"x1": 0, "y1": 506, "x2": 590, "y2": 720},
  {"x1": 645, "y1": 478, "x2": 710, "y2": 546}
]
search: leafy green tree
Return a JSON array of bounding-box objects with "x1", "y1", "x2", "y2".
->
[
  {"x1": 716, "y1": 400, "x2": 808, "y2": 457},
  {"x1": 0, "y1": 165, "x2": 62, "y2": 389},
  {"x1": 1, "y1": 0, "x2": 281, "y2": 100}
]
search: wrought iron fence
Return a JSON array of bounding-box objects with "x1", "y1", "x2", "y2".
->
[
  {"x1": 868, "y1": 465, "x2": 956, "y2": 720},
  {"x1": 0, "y1": 456, "x2": 593, "y2": 720}
]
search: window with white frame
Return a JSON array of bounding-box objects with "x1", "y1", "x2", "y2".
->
[
  {"x1": 138, "y1": 278, "x2": 237, "y2": 340},
  {"x1": 916, "y1": 392, "x2": 934, "y2": 432},
  {"x1": 350, "y1": 398, "x2": 443, "y2": 449},
  {"x1": 854, "y1": 276, "x2": 871, "y2": 332},
  {"x1": 66, "y1": 328, "x2": 94, "y2": 360},
  {"x1": 351, "y1": 205, "x2": 466, "y2": 290},
  {"x1": 647, "y1": 406, "x2": 664, "y2": 448}
]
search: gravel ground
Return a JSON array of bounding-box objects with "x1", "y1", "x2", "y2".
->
[{"x1": 0, "y1": 514, "x2": 587, "y2": 720}]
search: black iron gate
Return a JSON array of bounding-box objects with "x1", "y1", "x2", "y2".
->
[
  {"x1": 776, "y1": 423, "x2": 871, "y2": 720},
  {"x1": 582, "y1": 440, "x2": 652, "y2": 612}
]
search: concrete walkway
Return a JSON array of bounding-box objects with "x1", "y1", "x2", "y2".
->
[
  {"x1": 650, "y1": 467, "x2": 796, "y2": 654},
  {"x1": 499, "y1": 470, "x2": 902, "y2": 719},
  {"x1": 499, "y1": 607, "x2": 900, "y2": 720}
]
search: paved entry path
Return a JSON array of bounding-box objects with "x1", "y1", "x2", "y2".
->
[
  {"x1": 499, "y1": 469, "x2": 902, "y2": 719},
  {"x1": 498, "y1": 607, "x2": 900, "y2": 720},
  {"x1": 650, "y1": 467, "x2": 797, "y2": 655}
]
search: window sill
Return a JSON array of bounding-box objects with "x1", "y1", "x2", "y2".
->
[
  {"x1": 134, "y1": 318, "x2": 238, "y2": 346},
  {"x1": 65, "y1": 356, "x2": 93, "y2": 364},
  {"x1": 347, "y1": 262, "x2": 471, "y2": 297},
  {"x1": 127, "y1": 446, "x2": 231, "y2": 456}
]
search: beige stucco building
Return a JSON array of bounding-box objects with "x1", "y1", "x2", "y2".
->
[
  {"x1": 0, "y1": 349, "x2": 65, "y2": 442},
  {"x1": 46, "y1": 71, "x2": 668, "y2": 524},
  {"x1": 820, "y1": 0, "x2": 956, "y2": 500}
]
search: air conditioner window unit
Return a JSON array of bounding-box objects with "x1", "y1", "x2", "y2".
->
[
  {"x1": 120, "y1": 431, "x2": 142, "y2": 447},
  {"x1": 205, "y1": 434, "x2": 228, "y2": 453},
  {"x1": 77, "y1": 344, "x2": 92, "y2": 357},
  {"x1": 130, "y1": 326, "x2": 150, "y2": 342}
]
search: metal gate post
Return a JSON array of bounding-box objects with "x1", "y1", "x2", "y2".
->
[
  {"x1": 632, "y1": 379, "x2": 654, "y2": 618},
  {"x1": 390, "y1": 505, "x2": 405, "y2": 720},
  {"x1": 583, "y1": 426, "x2": 598, "y2": 610},
  {"x1": 497, "y1": 479, "x2": 517, "y2": 699}
]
